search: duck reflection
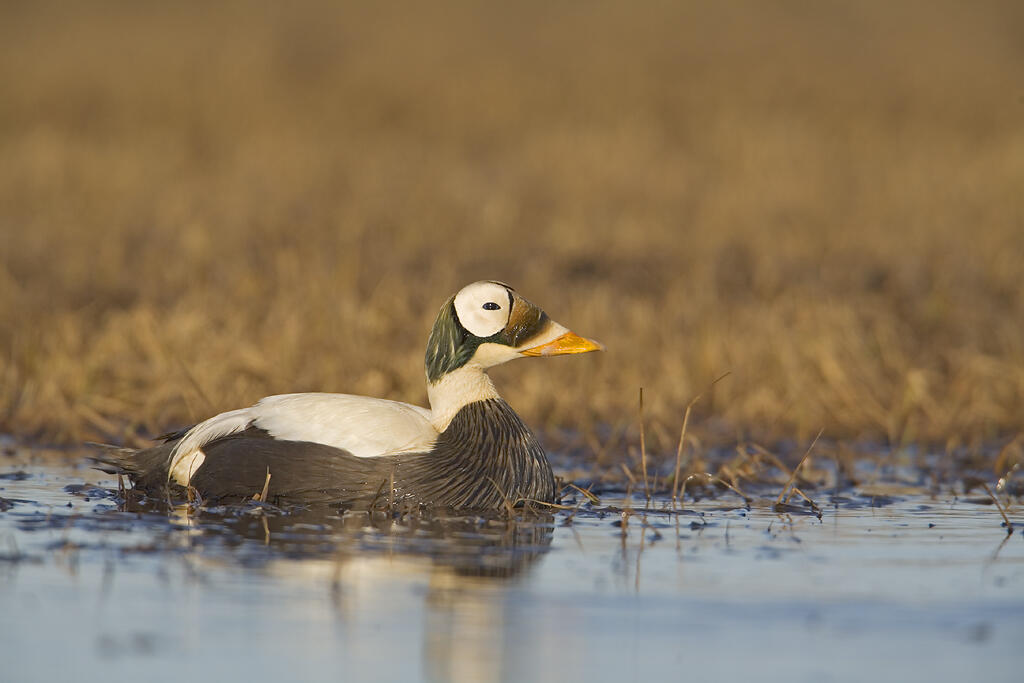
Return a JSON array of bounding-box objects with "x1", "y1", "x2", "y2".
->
[
  {"x1": 195, "y1": 504, "x2": 554, "y2": 577},
  {"x1": 116, "y1": 499, "x2": 555, "y2": 680}
]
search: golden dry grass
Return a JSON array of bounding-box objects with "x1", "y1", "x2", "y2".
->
[{"x1": 1, "y1": 1, "x2": 1023, "y2": 458}]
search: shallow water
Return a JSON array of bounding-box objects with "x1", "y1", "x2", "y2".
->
[{"x1": 2, "y1": 450, "x2": 1022, "y2": 682}]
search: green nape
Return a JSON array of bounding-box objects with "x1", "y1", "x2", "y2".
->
[{"x1": 424, "y1": 297, "x2": 477, "y2": 383}]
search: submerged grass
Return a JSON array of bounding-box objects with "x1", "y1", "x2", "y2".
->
[{"x1": 1, "y1": 1, "x2": 1023, "y2": 470}]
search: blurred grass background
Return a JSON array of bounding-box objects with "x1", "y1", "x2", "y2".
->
[{"x1": 1, "y1": 0, "x2": 1022, "y2": 457}]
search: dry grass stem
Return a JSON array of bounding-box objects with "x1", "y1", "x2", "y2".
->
[
  {"x1": 638, "y1": 388, "x2": 650, "y2": 502},
  {"x1": 672, "y1": 372, "x2": 731, "y2": 503},
  {"x1": 980, "y1": 482, "x2": 1014, "y2": 534},
  {"x1": 252, "y1": 468, "x2": 271, "y2": 503},
  {"x1": 388, "y1": 466, "x2": 395, "y2": 509},
  {"x1": 776, "y1": 429, "x2": 824, "y2": 507},
  {"x1": 515, "y1": 498, "x2": 577, "y2": 511},
  {"x1": 679, "y1": 472, "x2": 751, "y2": 506},
  {"x1": 672, "y1": 402, "x2": 695, "y2": 505},
  {"x1": 564, "y1": 483, "x2": 601, "y2": 505},
  {"x1": 486, "y1": 476, "x2": 517, "y2": 519},
  {"x1": 787, "y1": 486, "x2": 823, "y2": 518}
]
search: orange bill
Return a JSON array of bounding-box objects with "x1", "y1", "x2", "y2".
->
[{"x1": 520, "y1": 331, "x2": 605, "y2": 356}]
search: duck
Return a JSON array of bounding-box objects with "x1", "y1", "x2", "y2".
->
[{"x1": 93, "y1": 281, "x2": 603, "y2": 509}]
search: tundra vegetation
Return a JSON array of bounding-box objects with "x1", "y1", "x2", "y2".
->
[{"x1": 1, "y1": 2, "x2": 1021, "y2": 488}]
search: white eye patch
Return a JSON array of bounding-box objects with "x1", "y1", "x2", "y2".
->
[{"x1": 453, "y1": 281, "x2": 512, "y2": 338}]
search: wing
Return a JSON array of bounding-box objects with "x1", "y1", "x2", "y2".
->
[
  {"x1": 168, "y1": 393, "x2": 437, "y2": 478},
  {"x1": 251, "y1": 393, "x2": 436, "y2": 456}
]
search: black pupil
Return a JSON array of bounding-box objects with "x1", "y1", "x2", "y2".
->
[{"x1": 483, "y1": 302, "x2": 500, "y2": 310}]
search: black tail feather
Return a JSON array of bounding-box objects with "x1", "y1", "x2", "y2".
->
[{"x1": 86, "y1": 442, "x2": 176, "y2": 491}]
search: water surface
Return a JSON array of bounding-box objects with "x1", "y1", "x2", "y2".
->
[{"x1": 1, "y1": 450, "x2": 1022, "y2": 682}]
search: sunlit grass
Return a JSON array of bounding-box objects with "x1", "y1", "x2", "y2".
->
[{"x1": 1, "y1": 1, "x2": 1022, "y2": 464}]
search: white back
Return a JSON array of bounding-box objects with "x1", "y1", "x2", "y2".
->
[
  {"x1": 252, "y1": 393, "x2": 436, "y2": 456},
  {"x1": 168, "y1": 393, "x2": 438, "y2": 477}
]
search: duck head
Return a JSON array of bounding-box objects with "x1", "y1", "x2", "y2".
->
[{"x1": 425, "y1": 280, "x2": 603, "y2": 384}]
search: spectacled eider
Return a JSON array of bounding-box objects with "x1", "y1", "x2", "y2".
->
[{"x1": 93, "y1": 281, "x2": 603, "y2": 509}]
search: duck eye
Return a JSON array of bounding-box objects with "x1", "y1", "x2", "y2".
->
[{"x1": 482, "y1": 302, "x2": 500, "y2": 311}]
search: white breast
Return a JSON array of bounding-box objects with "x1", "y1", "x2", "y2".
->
[{"x1": 167, "y1": 393, "x2": 439, "y2": 479}]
